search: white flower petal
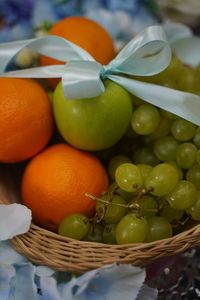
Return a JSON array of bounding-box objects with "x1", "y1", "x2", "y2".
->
[
  {"x1": 85, "y1": 8, "x2": 120, "y2": 39},
  {"x1": 40, "y1": 277, "x2": 63, "y2": 300},
  {"x1": 0, "y1": 241, "x2": 27, "y2": 264},
  {"x1": 0, "y1": 204, "x2": 32, "y2": 240},
  {"x1": 0, "y1": 264, "x2": 16, "y2": 299},
  {"x1": 59, "y1": 263, "x2": 146, "y2": 300},
  {"x1": 96, "y1": 263, "x2": 146, "y2": 300},
  {"x1": 131, "y1": 7, "x2": 158, "y2": 35},
  {"x1": 114, "y1": 11, "x2": 135, "y2": 36},
  {"x1": 35, "y1": 266, "x2": 56, "y2": 277},
  {"x1": 11, "y1": 264, "x2": 38, "y2": 300},
  {"x1": 32, "y1": 0, "x2": 58, "y2": 27}
]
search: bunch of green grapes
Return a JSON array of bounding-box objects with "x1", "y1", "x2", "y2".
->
[
  {"x1": 58, "y1": 57, "x2": 200, "y2": 245},
  {"x1": 134, "y1": 56, "x2": 200, "y2": 95}
]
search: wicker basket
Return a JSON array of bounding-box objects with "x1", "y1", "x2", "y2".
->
[{"x1": 1, "y1": 163, "x2": 200, "y2": 274}]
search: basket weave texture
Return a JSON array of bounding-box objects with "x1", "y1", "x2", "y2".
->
[{"x1": 1, "y1": 164, "x2": 200, "y2": 273}]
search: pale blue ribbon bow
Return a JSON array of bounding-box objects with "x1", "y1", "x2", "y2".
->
[{"x1": 1, "y1": 25, "x2": 200, "y2": 125}]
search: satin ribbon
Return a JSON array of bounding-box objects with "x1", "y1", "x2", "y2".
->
[{"x1": 1, "y1": 25, "x2": 200, "y2": 125}]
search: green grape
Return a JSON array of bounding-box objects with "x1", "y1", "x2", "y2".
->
[
  {"x1": 144, "y1": 163, "x2": 179, "y2": 196},
  {"x1": 85, "y1": 224, "x2": 104, "y2": 243},
  {"x1": 159, "y1": 205, "x2": 184, "y2": 223},
  {"x1": 108, "y1": 155, "x2": 131, "y2": 180},
  {"x1": 136, "y1": 164, "x2": 153, "y2": 181},
  {"x1": 109, "y1": 182, "x2": 135, "y2": 202},
  {"x1": 166, "y1": 180, "x2": 197, "y2": 210},
  {"x1": 176, "y1": 66, "x2": 197, "y2": 92},
  {"x1": 176, "y1": 143, "x2": 197, "y2": 169},
  {"x1": 145, "y1": 216, "x2": 173, "y2": 242},
  {"x1": 136, "y1": 195, "x2": 158, "y2": 218},
  {"x1": 193, "y1": 127, "x2": 200, "y2": 148},
  {"x1": 160, "y1": 109, "x2": 180, "y2": 120},
  {"x1": 96, "y1": 194, "x2": 127, "y2": 223},
  {"x1": 115, "y1": 213, "x2": 148, "y2": 244},
  {"x1": 133, "y1": 147, "x2": 160, "y2": 166},
  {"x1": 187, "y1": 190, "x2": 200, "y2": 221},
  {"x1": 102, "y1": 223, "x2": 117, "y2": 244},
  {"x1": 168, "y1": 161, "x2": 184, "y2": 180},
  {"x1": 141, "y1": 57, "x2": 182, "y2": 89},
  {"x1": 171, "y1": 119, "x2": 196, "y2": 142},
  {"x1": 196, "y1": 149, "x2": 200, "y2": 165},
  {"x1": 153, "y1": 135, "x2": 179, "y2": 161},
  {"x1": 149, "y1": 116, "x2": 172, "y2": 140},
  {"x1": 58, "y1": 213, "x2": 90, "y2": 240},
  {"x1": 131, "y1": 104, "x2": 160, "y2": 135},
  {"x1": 157, "y1": 57, "x2": 184, "y2": 89},
  {"x1": 115, "y1": 163, "x2": 143, "y2": 192},
  {"x1": 186, "y1": 164, "x2": 200, "y2": 189}
]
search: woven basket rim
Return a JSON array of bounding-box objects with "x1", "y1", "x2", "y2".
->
[
  {"x1": 10, "y1": 219, "x2": 200, "y2": 273},
  {"x1": 26, "y1": 221, "x2": 200, "y2": 248}
]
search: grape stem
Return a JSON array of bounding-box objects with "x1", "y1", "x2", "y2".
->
[
  {"x1": 86, "y1": 193, "x2": 140, "y2": 210},
  {"x1": 86, "y1": 186, "x2": 155, "y2": 219},
  {"x1": 130, "y1": 186, "x2": 155, "y2": 217}
]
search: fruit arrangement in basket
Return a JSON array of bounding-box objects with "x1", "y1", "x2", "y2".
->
[{"x1": 1, "y1": 16, "x2": 200, "y2": 271}]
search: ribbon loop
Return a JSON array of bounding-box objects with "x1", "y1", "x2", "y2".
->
[
  {"x1": 0, "y1": 35, "x2": 94, "y2": 73},
  {"x1": 108, "y1": 25, "x2": 171, "y2": 76}
]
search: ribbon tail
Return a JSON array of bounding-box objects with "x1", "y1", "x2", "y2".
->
[
  {"x1": 108, "y1": 74, "x2": 200, "y2": 126},
  {"x1": 0, "y1": 65, "x2": 67, "y2": 78}
]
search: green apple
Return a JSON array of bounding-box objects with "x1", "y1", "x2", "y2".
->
[{"x1": 53, "y1": 79, "x2": 132, "y2": 151}]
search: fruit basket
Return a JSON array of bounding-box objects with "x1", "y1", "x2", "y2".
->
[
  {"x1": 1, "y1": 156, "x2": 200, "y2": 274},
  {"x1": 1, "y1": 22, "x2": 200, "y2": 274}
]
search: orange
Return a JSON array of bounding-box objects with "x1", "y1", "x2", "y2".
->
[
  {"x1": 0, "y1": 78, "x2": 54, "y2": 163},
  {"x1": 40, "y1": 16, "x2": 116, "y2": 88},
  {"x1": 21, "y1": 143, "x2": 109, "y2": 232}
]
